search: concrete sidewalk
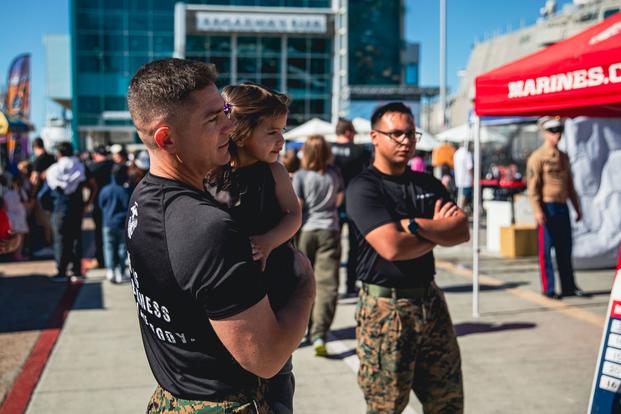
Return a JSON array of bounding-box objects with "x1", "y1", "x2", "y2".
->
[{"x1": 22, "y1": 239, "x2": 612, "y2": 413}]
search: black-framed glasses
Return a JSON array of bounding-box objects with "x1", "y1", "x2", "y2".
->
[
  {"x1": 545, "y1": 126, "x2": 563, "y2": 134},
  {"x1": 374, "y1": 128, "x2": 423, "y2": 143}
]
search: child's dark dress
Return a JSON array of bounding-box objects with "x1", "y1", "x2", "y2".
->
[{"x1": 228, "y1": 161, "x2": 298, "y2": 311}]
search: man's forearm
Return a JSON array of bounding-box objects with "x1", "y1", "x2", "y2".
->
[{"x1": 416, "y1": 215, "x2": 470, "y2": 246}]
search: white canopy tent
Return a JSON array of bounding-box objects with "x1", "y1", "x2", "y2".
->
[{"x1": 286, "y1": 116, "x2": 440, "y2": 151}]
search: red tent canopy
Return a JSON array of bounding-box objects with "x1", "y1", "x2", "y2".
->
[{"x1": 475, "y1": 12, "x2": 621, "y2": 117}]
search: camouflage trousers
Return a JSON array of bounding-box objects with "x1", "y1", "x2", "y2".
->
[
  {"x1": 355, "y1": 282, "x2": 463, "y2": 414},
  {"x1": 146, "y1": 382, "x2": 272, "y2": 414}
]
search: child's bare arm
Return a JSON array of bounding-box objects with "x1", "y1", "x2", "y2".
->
[{"x1": 249, "y1": 162, "x2": 302, "y2": 268}]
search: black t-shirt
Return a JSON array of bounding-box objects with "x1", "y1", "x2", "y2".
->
[
  {"x1": 346, "y1": 167, "x2": 451, "y2": 288},
  {"x1": 331, "y1": 142, "x2": 370, "y2": 188},
  {"x1": 33, "y1": 152, "x2": 55, "y2": 173},
  {"x1": 88, "y1": 159, "x2": 114, "y2": 191},
  {"x1": 228, "y1": 162, "x2": 297, "y2": 310},
  {"x1": 125, "y1": 173, "x2": 267, "y2": 400}
]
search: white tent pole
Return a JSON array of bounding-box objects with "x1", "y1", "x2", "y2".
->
[{"x1": 472, "y1": 116, "x2": 481, "y2": 318}]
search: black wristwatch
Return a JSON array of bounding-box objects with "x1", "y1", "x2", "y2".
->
[{"x1": 407, "y1": 218, "x2": 420, "y2": 235}]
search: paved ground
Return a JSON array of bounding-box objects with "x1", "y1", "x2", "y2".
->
[{"x1": 0, "y1": 226, "x2": 614, "y2": 413}]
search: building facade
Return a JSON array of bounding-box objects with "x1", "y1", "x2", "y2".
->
[{"x1": 69, "y1": 0, "x2": 421, "y2": 149}]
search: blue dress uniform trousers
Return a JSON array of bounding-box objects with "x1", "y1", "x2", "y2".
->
[{"x1": 537, "y1": 202, "x2": 577, "y2": 296}]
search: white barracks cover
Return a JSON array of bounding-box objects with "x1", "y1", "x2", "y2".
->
[{"x1": 561, "y1": 117, "x2": 621, "y2": 269}]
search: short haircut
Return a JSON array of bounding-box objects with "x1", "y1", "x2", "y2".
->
[
  {"x1": 302, "y1": 135, "x2": 332, "y2": 173},
  {"x1": 335, "y1": 117, "x2": 355, "y2": 136},
  {"x1": 32, "y1": 137, "x2": 45, "y2": 150},
  {"x1": 127, "y1": 58, "x2": 217, "y2": 144},
  {"x1": 56, "y1": 141, "x2": 74, "y2": 157},
  {"x1": 370, "y1": 102, "x2": 414, "y2": 128}
]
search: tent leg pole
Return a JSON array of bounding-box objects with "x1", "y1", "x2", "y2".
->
[{"x1": 472, "y1": 116, "x2": 481, "y2": 318}]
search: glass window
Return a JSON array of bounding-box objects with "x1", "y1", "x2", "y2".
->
[
  {"x1": 287, "y1": 78, "x2": 307, "y2": 94},
  {"x1": 210, "y1": 56, "x2": 231, "y2": 74},
  {"x1": 129, "y1": 56, "x2": 150, "y2": 74},
  {"x1": 187, "y1": 55, "x2": 206, "y2": 62},
  {"x1": 261, "y1": 77, "x2": 280, "y2": 90},
  {"x1": 104, "y1": 96, "x2": 127, "y2": 111},
  {"x1": 238, "y1": 75, "x2": 260, "y2": 84},
  {"x1": 238, "y1": 57, "x2": 258, "y2": 74},
  {"x1": 238, "y1": 37, "x2": 258, "y2": 56},
  {"x1": 77, "y1": 12, "x2": 102, "y2": 31},
  {"x1": 287, "y1": 37, "x2": 307, "y2": 55},
  {"x1": 260, "y1": 37, "x2": 281, "y2": 55},
  {"x1": 153, "y1": 35, "x2": 173, "y2": 53},
  {"x1": 152, "y1": 13, "x2": 173, "y2": 32},
  {"x1": 129, "y1": 13, "x2": 149, "y2": 31},
  {"x1": 77, "y1": 0, "x2": 100, "y2": 9},
  {"x1": 309, "y1": 38, "x2": 328, "y2": 54},
  {"x1": 103, "y1": 13, "x2": 125, "y2": 31},
  {"x1": 104, "y1": 0, "x2": 125, "y2": 9},
  {"x1": 309, "y1": 98, "x2": 325, "y2": 115},
  {"x1": 78, "y1": 96, "x2": 101, "y2": 113},
  {"x1": 287, "y1": 58, "x2": 307, "y2": 76},
  {"x1": 78, "y1": 55, "x2": 101, "y2": 72},
  {"x1": 216, "y1": 75, "x2": 231, "y2": 90},
  {"x1": 128, "y1": 0, "x2": 145, "y2": 10},
  {"x1": 309, "y1": 77, "x2": 328, "y2": 93},
  {"x1": 186, "y1": 35, "x2": 207, "y2": 54},
  {"x1": 261, "y1": 58, "x2": 279, "y2": 74},
  {"x1": 209, "y1": 36, "x2": 232, "y2": 54},
  {"x1": 604, "y1": 8, "x2": 619, "y2": 18},
  {"x1": 78, "y1": 34, "x2": 102, "y2": 51},
  {"x1": 129, "y1": 35, "x2": 149, "y2": 53},
  {"x1": 310, "y1": 58, "x2": 328, "y2": 75},
  {"x1": 104, "y1": 34, "x2": 125, "y2": 52},
  {"x1": 78, "y1": 114, "x2": 99, "y2": 125},
  {"x1": 152, "y1": 0, "x2": 173, "y2": 11},
  {"x1": 103, "y1": 55, "x2": 126, "y2": 73}
]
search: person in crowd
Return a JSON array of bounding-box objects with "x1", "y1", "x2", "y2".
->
[
  {"x1": 125, "y1": 58, "x2": 314, "y2": 413},
  {"x1": 207, "y1": 82, "x2": 302, "y2": 414},
  {"x1": 453, "y1": 141, "x2": 474, "y2": 212},
  {"x1": 293, "y1": 134, "x2": 344, "y2": 357},
  {"x1": 17, "y1": 161, "x2": 35, "y2": 257},
  {"x1": 331, "y1": 117, "x2": 370, "y2": 297},
  {"x1": 527, "y1": 116, "x2": 586, "y2": 300},
  {"x1": 431, "y1": 140, "x2": 455, "y2": 179},
  {"x1": 30, "y1": 137, "x2": 55, "y2": 245},
  {"x1": 88, "y1": 145, "x2": 114, "y2": 268},
  {"x1": 128, "y1": 150, "x2": 149, "y2": 188},
  {"x1": 0, "y1": 197, "x2": 19, "y2": 254},
  {"x1": 281, "y1": 148, "x2": 300, "y2": 178},
  {"x1": 346, "y1": 102, "x2": 469, "y2": 413},
  {"x1": 2, "y1": 175, "x2": 31, "y2": 261},
  {"x1": 98, "y1": 163, "x2": 131, "y2": 284},
  {"x1": 38, "y1": 142, "x2": 97, "y2": 282},
  {"x1": 409, "y1": 151, "x2": 426, "y2": 173},
  {"x1": 110, "y1": 144, "x2": 129, "y2": 166},
  {"x1": 30, "y1": 137, "x2": 55, "y2": 187}
]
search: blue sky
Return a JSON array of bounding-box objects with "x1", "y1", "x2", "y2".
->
[{"x1": 0, "y1": 0, "x2": 574, "y2": 134}]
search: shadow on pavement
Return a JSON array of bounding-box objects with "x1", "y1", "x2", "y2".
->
[
  {"x1": 454, "y1": 322, "x2": 536, "y2": 337},
  {"x1": 0, "y1": 275, "x2": 104, "y2": 333},
  {"x1": 443, "y1": 282, "x2": 529, "y2": 293}
]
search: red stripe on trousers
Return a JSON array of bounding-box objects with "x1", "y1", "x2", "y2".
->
[{"x1": 538, "y1": 225, "x2": 548, "y2": 293}]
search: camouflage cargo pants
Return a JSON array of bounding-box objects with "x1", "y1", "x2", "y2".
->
[
  {"x1": 355, "y1": 282, "x2": 463, "y2": 414},
  {"x1": 146, "y1": 383, "x2": 272, "y2": 414}
]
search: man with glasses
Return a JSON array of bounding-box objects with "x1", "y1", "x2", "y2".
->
[
  {"x1": 527, "y1": 116, "x2": 586, "y2": 300},
  {"x1": 346, "y1": 102, "x2": 469, "y2": 413}
]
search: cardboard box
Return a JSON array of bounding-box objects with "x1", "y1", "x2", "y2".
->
[{"x1": 500, "y1": 224, "x2": 538, "y2": 257}]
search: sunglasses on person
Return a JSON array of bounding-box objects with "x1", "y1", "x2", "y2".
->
[
  {"x1": 374, "y1": 129, "x2": 423, "y2": 143},
  {"x1": 545, "y1": 126, "x2": 564, "y2": 134}
]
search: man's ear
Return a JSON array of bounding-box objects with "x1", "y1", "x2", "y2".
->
[
  {"x1": 154, "y1": 126, "x2": 174, "y2": 152},
  {"x1": 369, "y1": 130, "x2": 380, "y2": 147}
]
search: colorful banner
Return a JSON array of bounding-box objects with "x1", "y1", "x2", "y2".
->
[{"x1": 4, "y1": 54, "x2": 31, "y2": 119}]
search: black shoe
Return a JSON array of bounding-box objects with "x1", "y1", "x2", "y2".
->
[
  {"x1": 564, "y1": 289, "x2": 591, "y2": 298},
  {"x1": 544, "y1": 292, "x2": 562, "y2": 300}
]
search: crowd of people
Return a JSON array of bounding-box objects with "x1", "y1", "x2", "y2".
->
[{"x1": 0, "y1": 137, "x2": 150, "y2": 284}]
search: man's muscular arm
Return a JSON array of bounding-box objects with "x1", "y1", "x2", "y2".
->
[{"x1": 399, "y1": 200, "x2": 470, "y2": 246}]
